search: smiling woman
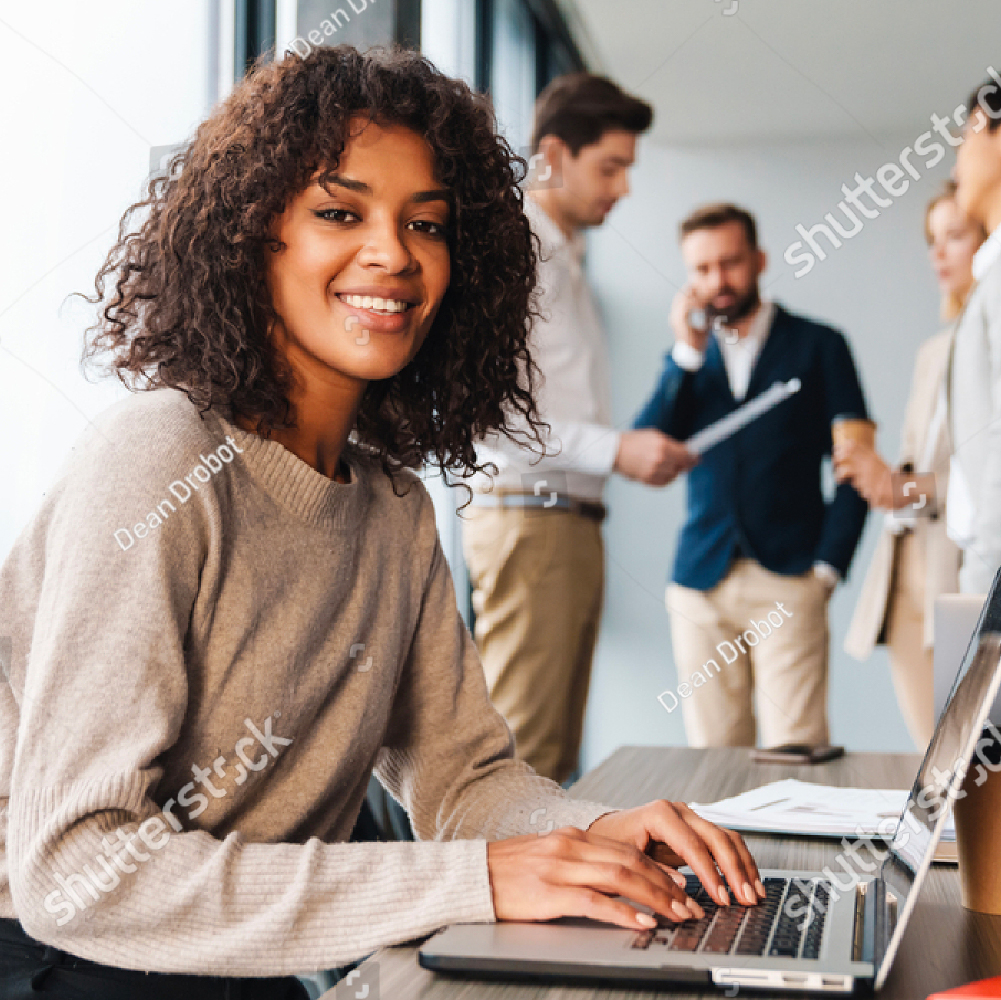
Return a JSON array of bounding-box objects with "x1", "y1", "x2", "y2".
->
[
  {"x1": 80, "y1": 44, "x2": 542, "y2": 487},
  {"x1": 0, "y1": 44, "x2": 761, "y2": 998}
]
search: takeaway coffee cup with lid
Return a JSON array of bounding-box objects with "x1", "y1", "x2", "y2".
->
[{"x1": 831, "y1": 414, "x2": 876, "y2": 450}]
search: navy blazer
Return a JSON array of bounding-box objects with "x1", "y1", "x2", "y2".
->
[{"x1": 632, "y1": 304, "x2": 869, "y2": 590}]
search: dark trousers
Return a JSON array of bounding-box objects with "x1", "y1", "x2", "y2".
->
[{"x1": 0, "y1": 919, "x2": 310, "y2": 999}]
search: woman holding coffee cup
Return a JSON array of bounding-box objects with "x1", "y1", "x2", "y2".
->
[{"x1": 838, "y1": 182, "x2": 987, "y2": 747}]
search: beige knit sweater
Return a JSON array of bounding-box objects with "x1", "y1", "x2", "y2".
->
[{"x1": 0, "y1": 388, "x2": 615, "y2": 977}]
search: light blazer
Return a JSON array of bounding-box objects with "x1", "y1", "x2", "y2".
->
[
  {"x1": 845, "y1": 329, "x2": 962, "y2": 659},
  {"x1": 949, "y1": 253, "x2": 1001, "y2": 593}
]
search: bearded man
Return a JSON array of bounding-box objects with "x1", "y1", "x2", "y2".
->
[{"x1": 633, "y1": 203, "x2": 869, "y2": 748}]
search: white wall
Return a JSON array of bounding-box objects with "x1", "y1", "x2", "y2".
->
[
  {"x1": 0, "y1": 2, "x2": 218, "y2": 560},
  {"x1": 581, "y1": 131, "x2": 948, "y2": 768}
]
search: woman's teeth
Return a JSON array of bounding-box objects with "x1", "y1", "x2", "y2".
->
[{"x1": 340, "y1": 294, "x2": 410, "y2": 314}]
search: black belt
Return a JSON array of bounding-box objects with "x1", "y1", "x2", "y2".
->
[
  {"x1": 473, "y1": 492, "x2": 607, "y2": 523},
  {"x1": 0, "y1": 918, "x2": 309, "y2": 999}
]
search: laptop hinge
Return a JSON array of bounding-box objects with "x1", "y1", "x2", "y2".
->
[
  {"x1": 854, "y1": 878, "x2": 877, "y2": 964},
  {"x1": 855, "y1": 877, "x2": 890, "y2": 968}
]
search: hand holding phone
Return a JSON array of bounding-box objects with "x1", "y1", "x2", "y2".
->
[{"x1": 671, "y1": 286, "x2": 711, "y2": 352}]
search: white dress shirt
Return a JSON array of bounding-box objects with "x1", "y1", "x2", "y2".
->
[
  {"x1": 671, "y1": 300, "x2": 776, "y2": 401},
  {"x1": 470, "y1": 197, "x2": 620, "y2": 502},
  {"x1": 973, "y1": 222, "x2": 1001, "y2": 282},
  {"x1": 947, "y1": 221, "x2": 1001, "y2": 553}
]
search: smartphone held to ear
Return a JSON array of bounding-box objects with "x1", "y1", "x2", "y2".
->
[{"x1": 686, "y1": 307, "x2": 708, "y2": 331}]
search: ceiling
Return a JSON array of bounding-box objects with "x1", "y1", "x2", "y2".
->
[{"x1": 568, "y1": 0, "x2": 1001, "y2": 144}]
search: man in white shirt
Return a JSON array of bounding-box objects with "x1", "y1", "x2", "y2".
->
[
  {"x1": 463, "y1": 74, "x2": 695, "y2": 784},
  {"x1": 948, "y1": 73, "x2": 1001, "y2": 593}
]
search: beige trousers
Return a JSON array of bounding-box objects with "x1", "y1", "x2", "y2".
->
[
  {"x1": 884, "y1": 530, "x2": 935, "y2": 749},
  {"x1": 666, "y1": 559, "x2": 831, "y2": 747},
  {"x1": 461, "y1": 506, "x2": 604, "y2": 784}
]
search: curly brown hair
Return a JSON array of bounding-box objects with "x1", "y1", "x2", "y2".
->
[{"x1": 80, "y1": 44, "x2": 544, "y2": 488}]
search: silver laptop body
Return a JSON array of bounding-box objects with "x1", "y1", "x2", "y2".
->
[{"x1": 419, "y1": 570, "x2": 1001, "y2": 994}]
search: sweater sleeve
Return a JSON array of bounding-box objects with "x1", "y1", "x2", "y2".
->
[
  {"x1": 3, "y1": 414, "x2": 605, "y2": 978},
  {"x1": 373, "y1": 491, "x2": 617, "y2": 843}
]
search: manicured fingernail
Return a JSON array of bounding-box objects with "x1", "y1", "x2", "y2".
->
[
  {"x1": 718, "y1": 885, "x2": 730, "y2": 906},
  {"x1": 636, "y1": 912, "x2": 657, "y2": 928},
  {"x1": 743, "y1": 882, "x2": 755, "y2": 904},
  {"x1": 688, "y1": 898, "x2": 705, "y2": 919},
  {"x1": 672, "y1": 900, "x2": 691, "y2": 920},
  {"x1": 669, "y1": 869, "x2": 686, "y2": 887},
  {"x1": 756, "y1": 879, "x2": 766, "y2": 898}
]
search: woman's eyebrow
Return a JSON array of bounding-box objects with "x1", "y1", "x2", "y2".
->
[
  {"x1": 317, "y1": 176, "x2": 449, "y2": 205},
  {"x1": 322, "y1": 174, "x2": 370, "y2": 194},
  {"x1": 412, "y1": 189, "x2": 450, "y2": 205}
]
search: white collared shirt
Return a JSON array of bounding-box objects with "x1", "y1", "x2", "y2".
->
[
  {"x1": 947, "y1": 222, "x2": 1001, "y2": 550},
  {"x1": 671, "y1": 300, "x2": 776, "y2": 401},
  {"x1": 972, "y1": 222, "x2": 1001, "y2": 282},
  {"x1": 469, "y1": 197, "x2": 619, "y2": 502}
]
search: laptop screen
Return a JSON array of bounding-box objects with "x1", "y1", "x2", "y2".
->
[{"x1": 875, "y1": 568, "x2": 1001, "y2": 988}]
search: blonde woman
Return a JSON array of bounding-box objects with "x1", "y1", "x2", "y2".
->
[{"x1": 838, "y1": 181, "x2": 986, "y2": 748}]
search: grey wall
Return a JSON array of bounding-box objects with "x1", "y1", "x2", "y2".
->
[{"x1": 580, "y1": 131, "x2": 948, "y2": 770}]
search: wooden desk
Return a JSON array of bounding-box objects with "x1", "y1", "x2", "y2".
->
[{"x1": 321, "y1": 747, "x2": 1001, "y2": 998}]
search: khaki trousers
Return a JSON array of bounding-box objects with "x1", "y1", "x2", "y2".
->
[
  {"x1": 884, "y1": 530, "x2": 935, "y2": 748},
  {"x1": 461, "y1": 506, "x2": 604, "y2": 784},
  {"x1": 666, "y1": 559, "x2": 831, "y2": 747}
]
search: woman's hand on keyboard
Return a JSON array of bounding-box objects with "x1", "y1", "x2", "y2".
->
[
  {"x1": 487, "y1": 825, "x2": 706, "y2": 930},
  {"x1": 587, "y1": 801, "x2": 766, "y2": 908}
]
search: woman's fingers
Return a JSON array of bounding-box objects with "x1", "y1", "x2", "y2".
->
[
  {"x1": 487, "y1": 814, "x2": 765, "y2": 935},
  {"x1": 574, "y1": 833, "x2": 704, "y2": 918},
  {"x1": 549, "y1": 857, "x2": 697, "y2": 922},
  {"x1": 487, "y1": 828, "x2": 706, "y2": 929},
  {"x1": 638, "y1": 803, "x2": 735, "y2": 907},
  {"x1": 673, "y1": 804, "x2": 762, "y2": 904},
  {"x1": 554, "y1": 887, "x2": 662, "y2": 931},
  {"x1": 722, "y1": 825, "x2": 765, "y2": 898}
]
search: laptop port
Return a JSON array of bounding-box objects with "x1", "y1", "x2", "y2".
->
[{"x1": 783, "y1": 974, "x2": 808, "y2": 985}]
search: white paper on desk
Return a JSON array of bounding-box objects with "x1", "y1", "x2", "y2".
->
[{"x1": 688, "y1": 778, "x2": 956, "y2": 842}]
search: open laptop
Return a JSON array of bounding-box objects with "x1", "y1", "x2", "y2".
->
[{"x1": 419, "y1": 568, "x2": 1001, "y2": 993}]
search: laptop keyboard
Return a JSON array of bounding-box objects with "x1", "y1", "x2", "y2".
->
[{"x1": 630, "y1": 876, "x2": 830, "y2": 960}]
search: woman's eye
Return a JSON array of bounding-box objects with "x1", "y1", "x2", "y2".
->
[
  {"x1": 315, "y1": 208, "x2": 357, "y2": 223},
  {"x1": 408, "y1": 219, "x2": 446, "y2": 237}
]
